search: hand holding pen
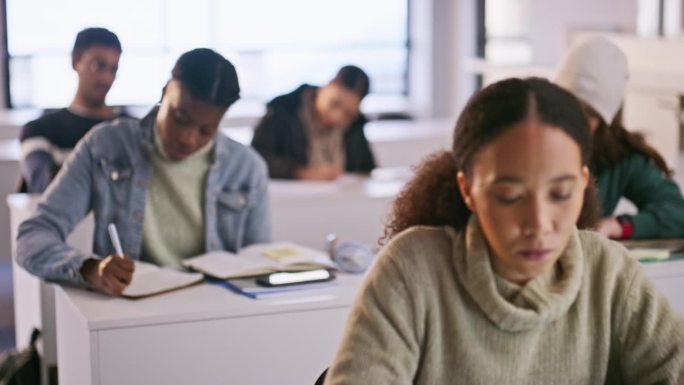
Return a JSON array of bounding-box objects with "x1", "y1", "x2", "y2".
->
[{"x1": 80, "y1": 223, "x2": 135, "y2": 296}]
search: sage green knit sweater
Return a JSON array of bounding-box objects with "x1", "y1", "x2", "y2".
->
[{"x1": 325, "y1": 218, "x2": 684, "y2": 384}]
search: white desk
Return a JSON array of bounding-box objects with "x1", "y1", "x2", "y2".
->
[
  {"x1": 9, "y1": 173, "x2": 405, "y2": 383},
  {"x1": 7, "y1": 194, "x2": 94, "y2": 385},
  {"x1": 641, "y1": 259, "x2": 684, "y2": 313},
  {"x1": 55, "y1": 273, "x2": 366, "y2": 385},
  {"x1": 54, "y1": 257, "x2": 684, "y2": 385},
  {"x1": 0, "y1": 139, "x2": 22, "y2": 263},
  {"x1": 269, "y1": 173, "x2": 407, "y2": 250}
]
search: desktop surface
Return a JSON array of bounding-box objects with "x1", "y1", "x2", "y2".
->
[{"x1": 56, "y1": 272, "x2": 366, "y2": 330}]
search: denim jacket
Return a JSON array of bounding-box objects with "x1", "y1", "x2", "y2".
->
[{"x1": 16, "y1": 108, "x2": 272, "y2": 285}]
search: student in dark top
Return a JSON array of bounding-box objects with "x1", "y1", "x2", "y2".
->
[
  {"x1": 19, "y1": 27, "x2": 127, "y2": 193},
  {"x1": 556, "y1": 36, "x2": 684, "y2": 239},
  {"x1": 251, "y1": 65, "x2": 376, "y2": 180}
]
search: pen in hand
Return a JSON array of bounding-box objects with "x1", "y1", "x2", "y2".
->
[{"x1": 107, "y1": 223, "x2": 125, "y2": 258}]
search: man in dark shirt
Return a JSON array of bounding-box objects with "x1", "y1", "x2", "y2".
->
[{"x1": 19, "y1": 27, "x2": 126, "y2": 193}]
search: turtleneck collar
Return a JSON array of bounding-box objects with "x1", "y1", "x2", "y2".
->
[{"x1": 451, "y1": 216, "x2": 584, "y2": 332}]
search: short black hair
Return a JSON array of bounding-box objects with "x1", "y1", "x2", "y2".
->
[
  {"x1": 332, "y1": 65, "x2": 370, "y2": 99},
  {"x1": 72, "y1": 27, "x2": 122, "y2": 61},
  {"x1": 171, "y1": 48, "x2": 240, "y2": 108}
]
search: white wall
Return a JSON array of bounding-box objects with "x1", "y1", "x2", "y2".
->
[
  {"x1": 410, "y1": 0, "x2": 640, "y2": 119},
  {"x1": 528, "y1": 0, "x2": 639, "y2": 65},
  {"x1": 0, "y1": 3, "x2": 6, "y2": 109},
  {"x1": 408, "y1": 0, "x2": 477, "y2": 119},
  {"x1": 429, "y1": 0, "x2": 477, "y2": 118}
]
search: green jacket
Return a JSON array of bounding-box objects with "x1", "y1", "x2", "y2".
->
[{"x1": 596, "y1": 153, "x2": 684, "y2": 239}]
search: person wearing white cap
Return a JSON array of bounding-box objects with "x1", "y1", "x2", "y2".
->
[{"x1": 555, "y1": 36, "x2": 684, "y2": 240}]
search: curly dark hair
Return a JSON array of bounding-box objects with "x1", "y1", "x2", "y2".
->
[{"x1": 382, "y1": 77, "x2": 601, "y2": 243}]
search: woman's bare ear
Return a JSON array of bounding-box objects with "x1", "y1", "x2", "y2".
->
[
  {"x1": 457, "y1": 171, "x2": 475, "y2": 212},
  {"x1": 580, "y1": 165, "x2": 590, "y2": 191}
]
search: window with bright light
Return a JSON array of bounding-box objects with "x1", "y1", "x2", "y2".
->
[{"x1": 5, "y1": 0, "x2": 408, "y2": 109}]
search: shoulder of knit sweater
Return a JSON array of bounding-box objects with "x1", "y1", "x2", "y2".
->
[
  {"x1": 379, "y1": 227, "x2": 641, "y2": 289},
  {"x1": 378, "y1": 225, "x2": 456, "y2": 277},
  {"x1": 576, "y1": 229, "x2": 641, "y2": 285}
]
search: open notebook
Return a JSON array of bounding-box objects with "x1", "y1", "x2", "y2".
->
[
  {"x1": 122, "y1": 261, "x2": 203, "y2": 299},
  {"x1": 182, "y1": 242, "x2": 336, "y2": 279}
]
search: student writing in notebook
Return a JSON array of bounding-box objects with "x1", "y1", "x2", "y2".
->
[
  {"x1": 555, "y1": 36, "x2": 684, "y2": 239},
  {"x1": 323, "y1": 78, "x2": 684, "y2": 384},
  {"x1": 16, "y1": 49, "x2": 271, "y2": 296}
]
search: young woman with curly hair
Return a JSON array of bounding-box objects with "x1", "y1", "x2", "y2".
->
[{"x1": 322, "y1": 77, "x2": 684, "y2": 385}]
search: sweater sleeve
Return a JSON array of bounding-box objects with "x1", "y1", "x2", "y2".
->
[
  {"x1": 324, "y1": 247, "x2": 421, "y2": 384},
  {"x1": 615, "y1": 260, "x2": 684, "y2": 384},
  {"x1": 620, "y1": 154, "x2": 684, "y2": 239}
]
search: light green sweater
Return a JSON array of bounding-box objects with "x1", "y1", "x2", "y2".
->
[
  {"x1": 141, "y1": 128, "x2": 213, "y2": 268},
  {"x1": 325, "y1": 217, "x2": 684, "y2": 384}
]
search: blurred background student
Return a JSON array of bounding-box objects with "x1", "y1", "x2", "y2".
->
[
  {"x1": 555, "y1": 36, "x2": 684, "y2": 240},
  {"x1": 251, "y1": 65, "x2": 376, "y2": 181},
  {"x1": 19, "y1": 27, "x2": 128, "y2": 193}
]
